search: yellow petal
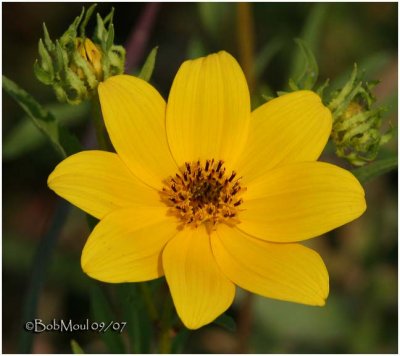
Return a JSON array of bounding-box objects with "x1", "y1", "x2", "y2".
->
[
  {"x1": 98, "y1": 75, "x2": 177, "y2": 189},
  {"x1": 237, "y1": 91, "x2": 332, "y2": 183},
  {"x1": 81, "y1": 206, "x2": 177, "y2": 282},
  {"x1": 239, "y1": 161, "x2": 366, "y2": 242},
  {"x1": 163, "y1": 225, "x2": 235, "y2": 329},
  {"x1": 166, "y1": 51, "x2": 250, "y2": 169},
  {"x1": 212, "y1": 225, "x2": 329, "y2": 306},
  {"x1": 48, "y1": 151, "x2": 160, "y2": 219}
]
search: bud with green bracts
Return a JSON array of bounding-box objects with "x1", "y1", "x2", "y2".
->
[
  {"x1": 328, "y1": 64, "x2": 394, "y2": 167},
  {"x1": 34, "y1": 5, "x2": 125, "y2": 105}
]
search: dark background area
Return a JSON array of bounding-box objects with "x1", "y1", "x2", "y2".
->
[{"x1": 3, "y1": 2, "x2": 398, "y2": 353}]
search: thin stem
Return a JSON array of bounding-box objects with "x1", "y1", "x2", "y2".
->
[
  {"x1": 237, "y1": 2, "x2": 256, "y2": 93},
  {"x1": 124, "y1": 3, "x2": 161, "y2": 73},
  {"x1": 18, "y1": 202, "x2": 70, "y2": 353},
  {"x1": 158, "y1": 293, "x2": 174, "y2": 353},
  {"x1": 139, "y1": 282, "x2": 159, "y2": 322},
  {"x1": 236, "y1": 5, "x2": 256, "y2": 351},
  {"x1": 236, "y1": 292, "x2": 254, "y2": 353},
  {"x1": 159, "y1": 327, "x2": 172, "y2": 354},
  {"x1": 91, "y1": 94, "x2": 112, "y2": 151}
]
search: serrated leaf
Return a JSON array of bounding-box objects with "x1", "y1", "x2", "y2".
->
[
  {"x1": 3, "y1": 75, "x2": 81, "y2": 158},
  {"x1": 352, "y1": 157, "x2": 397, "y2": 184},
  {"x1": 90, "y1": 283, "x2": 125, "y2": 353},
  {"x1": 70, "y1": 339, "x2": 85, "y2": 354},
  {"x1": 138, "y1": 47, "x2": 158, "y2": 82},
  {"x1": 213, "y1": 313, "x2": 236, "y2": 332},
  {"x1": 3, "y1": 100, "x2": 89, "y2": 159}
]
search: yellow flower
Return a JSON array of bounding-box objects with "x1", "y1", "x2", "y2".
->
[{"x1": 48, "y1": 51, "x2": 366, "y2": 329}]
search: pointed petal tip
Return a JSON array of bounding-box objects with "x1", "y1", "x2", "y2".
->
[
  {"x1": 179, "y1": 316, "x2": 209, "y2": 330},
  {"x1": 314, "y1": 297, "x2": 327, "y2": 307},
  {"x1": 163, "y1": 228, "x2": 235, "y2": 330},
  {"x1": 47, "y1": 170, "x2": 55, "y2": 189}
]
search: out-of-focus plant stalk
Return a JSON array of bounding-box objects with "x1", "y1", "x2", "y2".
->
[
  {"x1": 124, "y1": 3, "x2": 161, "y2": 73},
  {"x1": 92, "y1": 95, "x2": 111, "y2": 151},
  {"x1": 237, "y1": 2, "x2": 256, "y2": 92},
  {"x1": 158, "y1": 294, "x2": 174, "y2": 353},
  {"x1": 139, "y1": 283, "x2": 159, "y2": 322},
  {"x1": 236, "y1": 3, "x2": 256, "y2": 352}
]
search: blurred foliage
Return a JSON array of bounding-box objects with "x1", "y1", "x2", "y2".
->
[{"x1": 3, "y1": 2, "x2": 397, "y2": 354}]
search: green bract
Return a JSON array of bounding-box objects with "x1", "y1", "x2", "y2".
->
[
  {"x1": 34, "y1": 5, "x2": 126, "y2": 105},
  {"x1": 328, "y1": 65, "x2": 393, "y2": 166}
]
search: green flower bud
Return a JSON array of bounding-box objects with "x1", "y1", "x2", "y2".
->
[
  {"x1": 328, "y1": 64, "x2": 394, "y2": 166},
  {"x1": 34, "y1": 5, "x2": 126, "y2": 105}
]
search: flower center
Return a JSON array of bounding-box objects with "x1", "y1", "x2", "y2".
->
[{"x1": 161, "y1": 160, "x2": 246, "y2": 232}]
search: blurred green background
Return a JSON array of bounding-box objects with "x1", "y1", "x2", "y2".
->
[{"x1": 3, "y1": 2, "x2": 397, "y2": 353}]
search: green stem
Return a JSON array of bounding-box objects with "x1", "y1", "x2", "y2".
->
[
  {"x1": 159, "y1": 328, "x2": 172, "y2": 354},
  {"x1": 18, "y1": 202, "x2": 70, "y2": 353},
  {"x1": 236, "y1": 2, "x2": 256, "y2": 93},
  {"x1": 158, "y1": 290, "x2": 174, "y2": 353},
  {"x1": 91, "y1": 94, "x2": 111, "y2": 151},
  {"x1": 139, "y1": 282, "x2": 159, "y2": 322}
]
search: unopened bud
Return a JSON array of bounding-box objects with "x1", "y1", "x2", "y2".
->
[
  {"x1": 34, "y1": 5, "x2": 125, "y2": 105},
  {"x1": 328, "y1": 64, "x2": 393, "y2": 166}
]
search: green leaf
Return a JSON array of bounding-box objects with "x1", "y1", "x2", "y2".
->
[
  {"x1": 213, "y1": 313, "x2": 237, "y2": 332},
  {"x1": 186, "y1": 37, "x2": 207, "y2": 59},
  {"x1": 103, "y1": 7, "x2": 115, "y2": 27},
  {"x1": 289, "y1": 3, "x2": 327, "y2": 81},
  {"x1": 70, "y1": 339, "x2": 85, "y2": 354},
  {"x1": 4, "y1": 102, "x2": 89, "y2": 160},
  {"x1": 252, "y1": 295, "x2": 350, "y2": 349},
  {"x1": 18, "y1": 202, "x2": 71, "y2": 353},
  {"x1": 42, "y1": 23, "x2": 54, "y2": 50},
  {"x1": 253, "y1": 37, "x2": 284, "y2": 80},
  {"x1": 116, "y1": 283, "x2": 153, "y2": 353},
  {"x1": 329, "y1": 52, "x2": 392, "y2": 95},
  {"x1": 34, "y1": 60, "x2": 53, "y2": 85},
  {"x1": 290, "y1": 38, "x2": 319, "y2": 90},
  {"x1": 138, "y1": 47, "x2": 159, "y2": 82},
  {"x1": 198, "y1": 3, "x2": 233, "y2": 41},
  {"x1": 90, "y1": 283, "x2": 125, "y2": 353},
  {"x1": 301, "y1": 3, "x2": 328, "y2": 48},
  {"x1": 171, "y1": 329, "x2": 190, "y2": 353},
  {"x1": 79, "y1": 4, "x2": 97, "y2": 38},
  {"x1": 352, "y1": 157, "x2": 397, "y2": 184},
  {"x1": 2, "y1": 75, "x2": 81, "y2": 158},
  {"x1": 106, "y1": 24, "x2": 115, "y2": 52}
]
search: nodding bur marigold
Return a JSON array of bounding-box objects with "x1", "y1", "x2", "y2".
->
[
  {"x1": 48, "y1": 51, "x2": 367, "y2": 329},
  {"x1": 34, "y1": 5, "x2": 125, "y2": 105},
  {"x1": 328, "y1": 64, "x2": 394, "y2": 166}
]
